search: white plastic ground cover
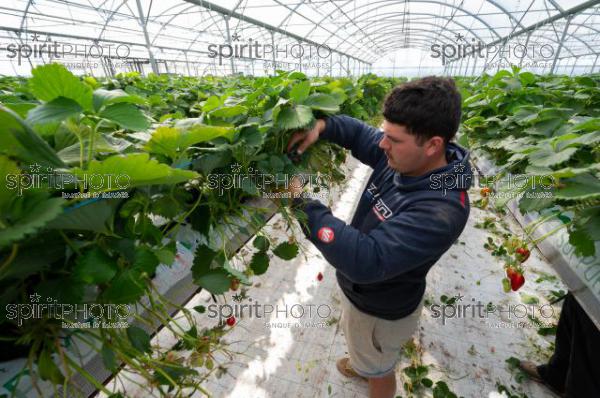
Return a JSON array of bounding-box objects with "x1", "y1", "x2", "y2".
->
[
  {"x1": 471, "y1": 149, "x2": 600, "y2": 329},
  {"x1": 94, "y1": 155, "x2": 564, "y2": 397},
  {"x1": 0, "y1": 198, "x2": 278, "y2": 398}
]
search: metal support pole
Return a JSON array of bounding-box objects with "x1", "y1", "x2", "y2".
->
[
  {"x1": 518, "y1": 31, "x2": 533, "y2": 68},
  {"x1": 184, "y1": 51, "x2": 191, "y2": 76},
  {"x1": 551, "y1": 16, "x2": 572, "y2": 74},
  {"x1": 271, "y1": 32, "x2": 276, "y2": 76},
  {"x1": 135, "y1": 0, "x2": 158, "y2": 74},
  {"x1": 471, "y1": 55, "x2": 478, "y2": 75},
  {"x1": 346, "y1": 56, "x2": 350, "y2": 76},
  {"x1": 464, "y1": 56, "x2": 471, "y2": 77},
  {"x1": 570, "y1": 57, "x2": 578, "y2": 76},
  {"x1": 223, "y1": 16, "x2": 236, "y2": 75},
  {"x1": 592, "y1": 54, "x2": 600, "y2": 73}
]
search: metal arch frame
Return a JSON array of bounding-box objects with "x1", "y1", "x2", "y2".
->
[
  {"x1": 261, "y1": 0, "x2": 376, "y2": 60},
  {"x1": 326, "y1": 11, "x2": 489, "y2": 53},
  {"x1": 304, "y1": 0, "x2": 506, "y2": 60},
  {"x1": 11, "y1": 0, "x2": 599, "y2": 74},
  {"x1": 148, "y1": 3, "x2": 200, "y2": 45},
  {"x1": 337, "y1": 24, "x2": 480, "y2": 59},
  {"x1": 181, "y1": 0, "x2": 371, "y2": 65},
  {"x1": 98, "y1": 0, "x2": 130, "y2": 40},
  {"x1": 449, "y1": 0, "x2": 600, "y2": 63},
  {"x1": 309, "y1": 0, "x2": 505, "y2": 44},
  {"x1": 314, "y1": 0, "x2": 595, "y2": 62}
]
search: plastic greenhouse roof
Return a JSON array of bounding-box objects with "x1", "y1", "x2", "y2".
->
[{"x1": 0, "y1": 0, "x2": 599, "y2": 75}]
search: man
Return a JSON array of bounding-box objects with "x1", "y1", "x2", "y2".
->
[
  {"x1": 518, "y1": 292, "x2": 600, "y2": 397},
  {"x1": 286, "y1": 76, "x2": 472, "y2": 398}
]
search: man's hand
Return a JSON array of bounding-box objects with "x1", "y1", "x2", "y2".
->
[
  {"x1": 288, "y1": 175, "x2": 305, "y2": 199},
  {"x1": 286, "y1": 119, "x2": 326, "y2": 155}
]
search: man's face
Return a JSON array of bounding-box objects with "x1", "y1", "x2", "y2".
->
[{"x1": 378, "y1": 120, "x2": 440, "y2": 176}]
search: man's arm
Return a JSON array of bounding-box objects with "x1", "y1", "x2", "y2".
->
[
  {"x1": 287, "y1": 115, "x2": 384, "y2": 169},
  {"x1": 319, "y1": 115, "x2": 384, "y2": 169},
  {"x1": 295, "y1": 199, "x2": 466, "y2": 284}
]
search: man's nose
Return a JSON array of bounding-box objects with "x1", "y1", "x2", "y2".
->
[{"x1": 379, "y1": 136, "x2": 388, "y2": 149}]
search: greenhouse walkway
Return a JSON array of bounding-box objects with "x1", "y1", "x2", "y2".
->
[{"x1": 102, "y1": 156, "x2": 565, "y2": 398}]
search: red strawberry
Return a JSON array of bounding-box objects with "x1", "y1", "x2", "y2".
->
[
  {"x1": 226, "y1": 316, "x2": 236, "y2": 326},
  {"x1": 317, "y1": 272, "x2": 323, "y2": 281},
  {"x1": 480, "y1": 187, "x2": 491, "y2": 197},
  {"x1": 506, "y1": 267, "x2": 517, "y2": 279},
  {"x1": 515, "y1": 247, "x2": 530, "y2": 262},
  {"x1": 510, "y1": 272, "x2": 525, "y2": 291}
]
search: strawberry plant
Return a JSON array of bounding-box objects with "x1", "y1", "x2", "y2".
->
[
  {"x1": 460, "y1": 66, "x2": 599, "y2": 258},
  {"x1": 0, "y1": 64, "x2": 396, "y2": 395}
]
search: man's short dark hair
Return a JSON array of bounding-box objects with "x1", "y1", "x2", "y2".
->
[{"x1": 382, "y1": 76, "x2": 461, "y2": 145}]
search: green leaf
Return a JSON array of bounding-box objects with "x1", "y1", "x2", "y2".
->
[
  {"x1": 570, "y1": 117, "x2": 600, "y2": 132},
  {"x1": 191, "y1": 244, "x2": 217, "y2": 277},
  {"x1": 93, "y1": 88, "x2": 145, "y2": 112},
  {"x1": 0, "y1": 105, "x2": 65, "y2": 168},
  {"x1": 569, "y1": 226, "x2": 596, "y2": 257},
  {"x1": 29, "y1": 63, "x2": 93, "y2": 111},
  {"x1": 74, "y1": 248, "x2": 119, "y2": 284},
  {"x1": 102, "y1": 269, "x2": 146, "y2": 304},
  {"x1": 272, "y1": 242, "x2": 299, "y2": 260},
  {"x1": 192, "y1": 149, "x2": 232, "y2": 175},
  {"x1": 253, "y1": 236, "x2": 270, "y2": 252},
  {"x1": 133, "y1": 247, "x2": 160, "y2": 275},
  {"x1": 127, "y1": 326, "x2": 152, "y2": 354},
  {"x1": 250, "y1": 252, "x2": 269, "y2": 275},
  {"x1": 303, "y1": 93, "x2": 341, "y2": 113},
  {"x1": 0, "y1": 155, "x2": 19, "y2": 214},
  {"x1": 175, "y1": 118, "x2": 236, "y2": 142},
  {"x1": 421, "y1": 378, "x2": 434, "y2": 388},
  {"x1": 146, "y1": 125, "x2": 235, "y2": 158},
  {"x1": 275, "y1": 105, "x2": 314, "y2": 131},
  {"x1": 70, "y1": 153, "x2": 198, "y2": 193},
  {"x1": 26, "y1": 97, "x2": 82, "y2": 126},
  {"x1": 554, "y1": 174, "x2": 600, "y2": 200},
  {"x1": 189, "y1": 206, "x2": 211, "y2": 237},
  {"x1": 528, "y1": 145, "x2": 577, "y2": 168},
  {"x1": 101, "y1": 344, "x2": 118, "y2": 372},
  {"x1": 520, "y1": 293, "x2": 539, "y2": 304},
  {"x1": 194, "y1": 269, "x2": 231, "y2": 294},
  {"x1": 202, "y1": 96, "x2": 222, "y2": 112},
  {"x1": 47, "y1": 199, "x2": 116, "y2": 234},
  {"x1": 211, "y1": 105, "x2": 248, "y2": 118},
  {"x1": 0, "y1": 196, "x2": 64, "y2": 248},
  {"x1": 38, "y1": 349, "x2": 65, "y2": 385},
  {"x1": 289, "y1": 80, "x2": 311, "y2": 103},
  {"x1": 99, "y1": 102, "x2": 150, "y2": 131}
]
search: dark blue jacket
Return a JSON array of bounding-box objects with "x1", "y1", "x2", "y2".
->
[{"x1": 296, "y1": 115, "x2": 472, "y2": 320}]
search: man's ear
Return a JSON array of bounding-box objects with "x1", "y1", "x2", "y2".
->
[{"x1": 425, "y1": 136, "x2": 445, "y2": 156}]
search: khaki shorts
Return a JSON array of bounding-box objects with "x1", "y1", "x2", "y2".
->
[{"x1": 339, "y1": 291, "x2": 423, "y2": 378}]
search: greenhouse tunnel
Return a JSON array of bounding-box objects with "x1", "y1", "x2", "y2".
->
[{"x1": 0, "y1": 1, "x2": 599, "y2": 397}]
